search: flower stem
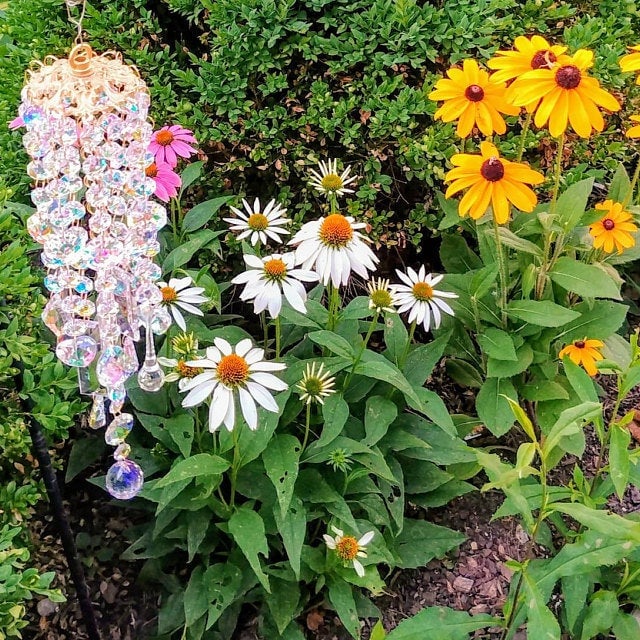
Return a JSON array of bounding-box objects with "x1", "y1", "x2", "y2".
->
[
  {"x1": 327, "y1": 283, "x2": 341, "y2": 331},
  {"x1": 302, "y1": 402, "x2": 312, "y2": 451},
  {"x1": 492, "y1": 218, "x2": 508, "y2": 328},
  {"x1": 516, "y1": 111, "x2": 532, "y2": 162},
  {"x1": 274, "y1": 315, "x2": 281, "y2": 359},
  {"x1": 399, "y1": 321, "x2": 417, "y2": 370},
  {"x1": 343, "y1": 311, "x2": 379, "y2": 391},
  {"x1": 535, "y1": 132, "x2": 565, "y2": 299},
  {"x1": 229, "y1": 428, "x2": 241, "y2": 509},
  {"x1": 261, "y1": 311, "x2": 269, "y2": 352}
]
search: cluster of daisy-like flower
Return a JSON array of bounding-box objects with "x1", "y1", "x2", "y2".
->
[
  {"x1": 146, "y1": 124, "x2": 197, "y2": 202},
  {"x1": 429, "y1": 35, "x2": 639, "y2": 254}
]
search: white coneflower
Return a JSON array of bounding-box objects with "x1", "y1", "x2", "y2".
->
[
  {"x1": 231, "y1": 252, "x2": 318, "y2": 318},
  {"x1": 180, "y1": 338, "x2": 287, "y2": 432},
  {"x1": 157, "y1": 276, "x2": 208, "y2": 331},
  {"x1": 323, "y1": 526, "x2": 374, "y2": 577},
  {"x1": 289, "y1": 213, "x2": 378, "y2": 287},
  {"x1": 391, "y1": 266, "x2": 457, "y2": 332},
  {"x1": 309, "y1": 159, "x2": 358, "y2": 197},
  {"x1": 223, "y1": 198, "x2": 290, "y2": 246},
  {"x1": 366, "y1": 277, "x2": 398, "y2": 314},
  {"x1": 157, "y1": 356, "x2": 204, "y2": 390},
  {"x1": 295, "y1": 362, "x2": 336, "y2": 405}
]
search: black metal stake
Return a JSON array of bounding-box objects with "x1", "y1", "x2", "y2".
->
[{"x1": 19, "y1": 373, "x2": 101, "y2": 640}]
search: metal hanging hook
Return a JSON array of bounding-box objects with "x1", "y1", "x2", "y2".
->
[{"x1": 64, "y1": 0, "x2": 87, "y2": 44}]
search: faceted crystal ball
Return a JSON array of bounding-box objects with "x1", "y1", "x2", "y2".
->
[{"x1": 105, "y1": 459, "x2": 144, "y2": 500}]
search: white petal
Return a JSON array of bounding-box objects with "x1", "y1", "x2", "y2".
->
[
  {"x1": 175, "y1": 301, "x2": 204, "y2": 316},
  {"x1": 169, "y1": 276, "x2": 193, "y2": 291},
  {"x1": 430, "y1": 301, "x2": 442, "y2": 329},
  {"x1": 358, "y1": 531, "x2": 374, "y2": 546},
  {"x1": 323, "y1": 535, "x2": 336, "y2": 549},
  {"x1": 223, "y1": 391, "x2": 236, "y2": 431},
  {"x1": 331, "y1": 526, "x2": 344, "y2": 537},
  {"x1": 238, "y1": 386, "x2": 258, "y2": 429},
  {"x1": 209, "y1": 385, "x2": 231, "y2": 432},
  {"x1": 249, "y1": 371, "x2": 288, "y2": 390},
  {"x1": 353, "y1": 559, "x2": 365, "y2": 577},
  {"x1": 236, "y1": 338, "x2": 253, "y2": 357},
  {"x1": 171, "y1": 306, "x2": 187, "y2": 331},
  {"x1": 249, "y1": 361, "x2": 287, "y2": 372},
  {"x1": 433, "y1": 297, "x2": 455, "y2": 316},
  {"x1": 245, "y1": 347, "x2": 265, "y2": 365},
  {"x1": 245, "y1": 381, "x2": 279, "y2": 412},
  {"x1": 244, "y1": 253, "x2": 264, "y2": 269},
  {"x1": 282, "y1": 279, "x2": 306, "y2": 313},
  {"x1": 181, "y1": 379, "x2": 217, "y2": 407},
  {"x1": 214, "y1": 337, "x2": 232, "y2": 355}
]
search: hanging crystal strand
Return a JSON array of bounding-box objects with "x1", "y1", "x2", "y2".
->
[
  {"x1": 137, "y1": 314, "x2": 165, "y2": 392},
  {"x1": 16, "y1": 45, "x2": 166, "y2": 501}
]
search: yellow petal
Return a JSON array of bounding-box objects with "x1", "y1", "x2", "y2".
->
[
  {"x1": 491, "y1": 181, "x2": 510, "y2": 224},
  {"x1": 567, "y1": 90, "x2": 594, "y2": 138},
  {"x1": 503, "y1": 179, "x2": 537, "y2": 212},
  {"x1": 548, "y1": 90, "x2": 569, "y2": 137}
]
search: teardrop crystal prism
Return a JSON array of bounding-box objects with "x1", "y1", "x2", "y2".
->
[
  {"x1": 88, "y1": 393, "x2": 106, "y2": 430},
  {"x1": 105, "y1": 413, "x2": 134, "y2": 445}
]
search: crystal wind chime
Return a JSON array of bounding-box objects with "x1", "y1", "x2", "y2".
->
[{"x1": 17, "y1": 10, "x2": 168, "y2": 500}]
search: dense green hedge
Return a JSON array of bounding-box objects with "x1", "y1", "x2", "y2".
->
[{"x1": 2, "y1": 0, "x2": 640, "y2": 251}]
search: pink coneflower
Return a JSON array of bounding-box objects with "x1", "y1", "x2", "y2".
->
[
  {"x1": 146, "y1": 162, "x2": 181, "y2": 202},
  {"x1": 149, "y1": 125, "x2": 197, "y2": 167},
  {"x1": 9, "y1": 116, "x2": 24, "y2": 130}
]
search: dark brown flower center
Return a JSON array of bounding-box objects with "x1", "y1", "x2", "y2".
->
[
  {"x1": 574, "y1": 340, "x2": 586, "y2": 349},
  {"x1": 464, "y1": 84, "x2": 485, "y2": 102},
  {"x1": 531, "y1": 50, "x2": 557, "y2": 70},
  {"x1": 602, "y1": 218, "x2": 615, "y2": 231},
  {"x1": 480, "y1": 157, "x2": 505, "y2": 182},
  {"x1": 555, "y1": 65, "x2": 581, "y2": 90}
]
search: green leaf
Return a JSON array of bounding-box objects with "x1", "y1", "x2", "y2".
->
[
  {"x1": 370, "y1": 620, "x2": 387, "y2": 640},
  {"x1": 392, "y1": 519, "x2": 464, "y2": 569},
  {"x1": 445, "y1": 358, "x2": 483, "y2": 388},
  {"x1": 563, "y1": 358, "x2": 599, "y2": 404},
  {"x1": 317, "y1": 393, "x2": 349, "y2": 448},
  {"x1": 561, "y1": 574, "x2": 591, "y2": 637},
  {"x1": 186, "y1": 511, "x2": 209, "y2": 563},
  {"x1": 476, "y1": 377, "x2": 516, "y2": 437},
  {"x1": 496, "y1": 227, "x2": 543, "y2": 256},
  {"x1": 182, "y1": 196, "x2": 233, "y2": 233},
  {"x1": 550, "y1": 503, "x2": 640, "y2": 542},
  {"x1": 477, "y1": 328, "x2": 517, "y2": 361},
  {"x1": 506, "y1": 300, "x2": 581, "y2": 327},
  {"x1": 607, "y1": 163, "x2": 631, "y2": 203},
  {"x1": 273, "y1": 497, "x2": 306, "y2": 579},
  {"x1": 609, "y1": 424, "x2": 631, "y2": 500},
  {"x1": 340, "y1": 296, "x2": 371, "y2": 320},
  {"x1": 155, "y1": 454, "x2": 230, "y2": 488},
  {"x1": 504, "y1": 397, "x2": 536, "y2": 442},
  {"x1": 163, "y1": 413, "x2": 194, "y2": 459},
  {"x1": 184, "y1": 566, "x2": 208, "y2": 627},
  {"x1": 439, "y1": 234, "x2": 482, "y2": 273},
  {"x1": 179, "y1": 160, "x2": 204, "y2": 196},
  {"x1": 522, "y1": 572, "x2": 561, "y2": 640},
  {"x1": 162, "y1": 230, "x2": 221, "y2": 272},
  {"x1": 328, "y1": 577, "x2": 360, "y2": 639},
  {"x1": 309, "y1": 330, "x2": 355, "y2": 358},
  {"x1": 384, "y1": 313, "x2": 409, "y2": 364},
  {"x1": 262, "y1": 434, "x2": 301, "y2": 518},
  {"x1": 417, "y1": 388, "x2": 456, "y2": 436},
  {"x1": 612, "y1": 612, "x2": 640, "y2": 640},
  {"x1": 227, "y1": 506, "x2": 271, "y2": 593},
  {"x1": 469, "y1": 264, "x2": 499, "y2": 299},
  {"x1": 203, "y1": 564, "x2": 243, "y2": 629},
  {"x1": 403, "y1": 329, "x2": 452, "y2": 387},
  {"x1": 486, "y1": 344, "x2": 533, "y2": 378},
  {"x1": 542, "y1": 402, "x2": 601, "y2": 460},
  {"x1": 553, "y1": 300, "x2": 628, "y2": 343},
  {"x1": 266, "y1": 578, "x2": 300, "y2": 635},
  {"x1": 556, "y1": 177, "x2": 594, "y2": 231},
  {"x1": 386, "y1": 606, "x2": 498, "y2": 639},
  {"x1": 520, "y1": 380, "x2": 569, "y2": 402},
  {"x1": 65, "y1": 435, "x2": 106, "y2": 482},
  {"x1": 549, "y1": 257, "x2": 621, "y2": 300},
  {"x1": 355, "y1": 351, "x2": 422, "y2": 408},
  {"x1": 364, "y1": 396, "x2": 398, "y2": 447},
  {"x1": 580, "y1": 590, "x2": 618, "y2": 640}
]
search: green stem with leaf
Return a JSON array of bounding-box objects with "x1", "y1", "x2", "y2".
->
[
  {"x1": 229, "y1": 428, "x2": 241, "y2": 509},
  {"x1": 398, "y1": 321, "x2": 416, "y2": 370},
  {"x1": 516, "y1": 111, "x2": 532, "y2": 162},
  {"x1": 274, "y1": 315, "x2": 281, "y2": 359},
  {"x1": 301, "y1": 402, "x2": 312, "y2": 451},
  {"x1": 492, "y1": 218, "x2": 508, "y2": 328},
  {"x1": 622, "y1": 157, "x2": 640, "y2": 208}
]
